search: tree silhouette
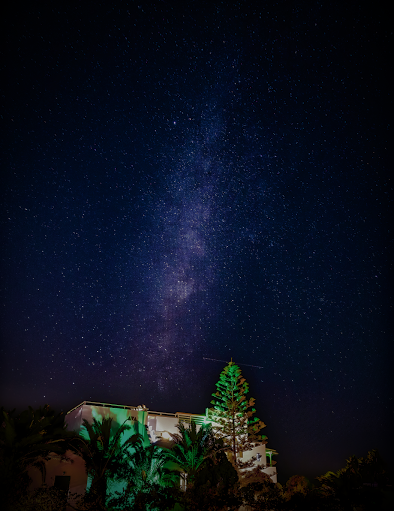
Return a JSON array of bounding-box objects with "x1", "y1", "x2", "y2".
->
[
  {"x1": 171, "y1": 431, "x2": 241, "y2": 511},
  {"x1": 0, "y1": 405, "x2": 74, "y2": 510},
  {"x1": 316, "y1": 450, "x2": 391, "y2": 510}
]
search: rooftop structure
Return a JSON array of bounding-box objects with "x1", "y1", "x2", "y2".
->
[{"x1": 29, "y1": 399, "x2": 277, "y2": 508}]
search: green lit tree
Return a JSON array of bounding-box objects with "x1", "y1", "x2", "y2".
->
[
  {"x1": 71, "y1": 416, "x2": 137, "y2": 510},
  {"x1": 109, "y1": 434, "x2": 178, "y2": 511},
  {"x1": 167, "y1": 422, "x2": 240, "y2": 511},
  {"x1": 210, "y1": 361, "x2": 266, "y2": 467},
  {"x1": 165, "y1": 421, "x2": 215, "y2": 489}
]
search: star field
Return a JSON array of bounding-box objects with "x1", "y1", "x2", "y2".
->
[{"x1": 1, "y1": 1, "x2": 391, "y2": 481}]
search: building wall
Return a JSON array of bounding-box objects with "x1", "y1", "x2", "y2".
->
[
  {"x1": 29, "y1": 401, "x2": 150, "y2": 507},
  {"x1": 32, "y1": 400, "x2": 277, "y2": 504},
  {"x1": 28, "y1": 449, "x2": 87, "y2": 511},
  {"x1": 65, "y1": 401, "x2": 150, "y2": 445},
  {"x1": 147, "y1": 409, "x2": 277, "y2": 483},
  {"x1": 263, "y1": 466, "x2": 277, "y2": 482},
  {"x1": 65, "y1": 401, "x2": 151, "y2": 499},
  {"x1": 148, "y1": 413, "x2": 178, "y2": 442},
  {"x1": 242, "y1": 443, "x2": 277, "y2": 483}
]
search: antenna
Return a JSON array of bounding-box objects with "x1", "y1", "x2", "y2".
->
[{"x1": 203, "y1": 357, "x2": 264, "y2": 369}]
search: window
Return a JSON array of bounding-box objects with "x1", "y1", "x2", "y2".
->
[{"x1": 54, "y1": 475, "x2": 70, "y2": 492}]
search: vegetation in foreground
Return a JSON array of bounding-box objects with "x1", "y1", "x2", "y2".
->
[{"x1": 1, "y1": 362, "x2": 393, "y2": 509}]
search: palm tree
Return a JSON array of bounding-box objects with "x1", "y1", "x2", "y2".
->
[
  {"x1": 110, "y1": 435, "x2": 179, "y2": 511},
  {"x1": 0, "y1": 405, "x2": 75, "y2": 510},
  {"x1": 71, "y1": 416, "x2": 138, "y2": 510},
  {"x1": 165, "y1": 421, "x2": 215, "y2": 489}
]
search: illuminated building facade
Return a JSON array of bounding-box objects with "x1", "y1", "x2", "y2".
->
[{"x1": 29, "y1": 400, "x2": 277, "y2": 504}]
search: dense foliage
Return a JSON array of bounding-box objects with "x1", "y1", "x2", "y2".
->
[
  {"x1": 166, "y1": 421, "x2": 216, "y2": 487},
  {"x1": 1, "y1": 401, "x2": 392, "y2": 510},
  {"x1": 70, "y1": 417, "x2": 139, "y2": 510},
  {"x1": 0, "y1": 405, "x2": 76, "y2": 511}
]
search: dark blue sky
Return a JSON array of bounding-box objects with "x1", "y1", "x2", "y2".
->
[{"x1": 1, "y1": 1, "x2": 392, "y2": 482}]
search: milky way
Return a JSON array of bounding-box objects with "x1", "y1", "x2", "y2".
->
[
  {"x1": 125, "y1": 105, "x2": 234, "y2": 390},
  {"x1": 1, "y1": 1, "x2": 391, "y2": 481}
]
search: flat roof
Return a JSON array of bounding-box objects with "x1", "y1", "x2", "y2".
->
[{"x1": 66, "y1": 401, "x2": 204, "y2": 422}]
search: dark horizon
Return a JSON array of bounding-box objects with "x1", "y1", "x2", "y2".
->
[
  {"x1": 1, "y1": 0, "x2": 392, "y2": 487},
  {"x1": 2, "y1": 361, "x2": 391, "y2": 485}
]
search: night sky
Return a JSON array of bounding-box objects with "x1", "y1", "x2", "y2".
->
[{"x1": 1, "y1": 1, "x2": 392, "y2": 482}]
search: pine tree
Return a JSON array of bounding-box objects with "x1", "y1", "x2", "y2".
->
[{"x1": 210, "y1": 361, "x2": 267, "y2": 467}]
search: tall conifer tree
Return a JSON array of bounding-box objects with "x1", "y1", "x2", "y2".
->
[{"x1": 210, "y1": 361, "x2": 266, "y2": 466}]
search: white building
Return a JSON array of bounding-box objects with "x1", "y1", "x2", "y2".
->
[{"x1": 29, "y1": 399, "x2": 277, "y2": 505}]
